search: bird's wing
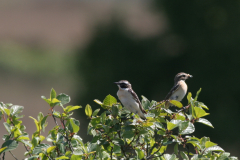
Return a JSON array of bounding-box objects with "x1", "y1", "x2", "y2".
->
[
  {"x1": 165, "y1": 83, "x2": 180, "y2": 100},
  {"x1": 128, "y1": 89, "x2": 147, "y2": 114}
]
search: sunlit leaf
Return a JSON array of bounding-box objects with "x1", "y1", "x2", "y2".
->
[
  {"x1": 29, "y1": 116, "x2": 39, "y2": 132},
  {"x1": 194, "y1": 107, "x2": 209, "y2": 118},
  {"x1": 167, "y1": 120, "x2": 178, "y2": 130},
  {"x1": 169, "y1": 100, "x2": 183, "y2": 108},
  {"x1": 205, "y1": 141, "x2": 217, "y2": 148},
  {"x1": 57, "y1": 93, "x2": 71, "y2": 105},
  {"x1": 94, "y1": 99, "x2": 103, "y2": 106},
  {"x1": 0, "y1": 140, "x2": 18, "y2": 153},
  {"x1": 65, "y1": 106, "x2": 82, "y2": 113},
  {"x1": 3, "y1": 122, "x2": 11, "y2": 134},
  {"x1": 56, "y1": 156, "x2": 69, "y2": 159},
  {"x1": 85, "y1": 104, "x2": 92, "y2": 118},
  {"x1": 187, "y1": 92, "x2": 192, "y2": 104},
  {"x1": 205, "y1": 146, "x2": 224, "y2": 152},
  {"x1": 103, "y1": 95, "x2": 117, "y2": 107},
  {"x1": 180, "y1": 151, "x2": 189, "y2": 160},
  {"x1": 47, "y1": 146, "x2": 56, "y2": 154},
  {"x1": 50, "y1": 88, "x2": 57, "y2": 100},
  {"x1": 10, "y1": 105, "x2": 24, "y2": 116},
  {"x1": 92, "y1": 108, "x2": 100, "y2": 117},
  {"x1": 197, "y1": 118, "x2": 214, "y2": 128},
  {"x1": 32, "y1": 144, "x2": 51, "y2": 155},
  {"x1": 194, "y1": 88, "x2": 202, "y2": 102}
]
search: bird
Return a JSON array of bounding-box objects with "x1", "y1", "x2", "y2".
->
[
  {"x1": 114, "y1": 80, "x2": 147, "y2": 120},
  {"x1": 165, "y1": 72, "x2": 193, "y2": 108}
]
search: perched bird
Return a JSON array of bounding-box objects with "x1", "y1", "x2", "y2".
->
[
  {"x1": 114, "y1": 80, "x2": 147, "y2": 120},
  {"x1": 165, "y1": 72, "x2": 193, "y2": 108}
]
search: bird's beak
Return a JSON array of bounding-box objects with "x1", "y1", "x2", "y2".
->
[
  {"x1": 114, "y1": 82, "x2": 119, "y2": 85},
  {"x1": 188, "y1": 74, "x2": 193, "y2": 78}
]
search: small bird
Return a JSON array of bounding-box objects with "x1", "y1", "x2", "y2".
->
[
  {"x1": 114, "y1": 80, "x2": 147, "y2": 120},
  {"x1": 165, "y1": 72, "x2": 193, "y2": 108}
]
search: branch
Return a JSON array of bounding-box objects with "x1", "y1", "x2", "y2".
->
[
  {"x1": 23, "y1": 144, "x2": 32, "y2": 157},
  {"x1": 51, "y1": 108, "x2": 59, "y2": 126},
  {"x1": 9, "y1": 151, "x2": 18, "y2": 160},
  {"x1": 60, "y1": 119, "x2": 73, "y2": 152},
  {"x1": 2, "y1": 152, "x2": 5, "y2": 160}
]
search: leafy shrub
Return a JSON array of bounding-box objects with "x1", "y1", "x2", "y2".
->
[{"x1": 0, "y1": 89, "x2": 238, "y2": 160}]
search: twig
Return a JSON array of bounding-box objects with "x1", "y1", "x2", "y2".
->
[
  {"x1": 23, "y1": 144, "x2": 32, "y2": 157},
  {"x1": 3, "y1": 152, "x2": 5, "y2": 160},
  {"x1": 110, "y1": 147, "x2": 113, "y2": 160},
  {"x1": 51, "y1": 108, "x2": 58, "y2": 126},
  {"x1": 61, "y1": 119, "x2": 73, "y2": 152},
  {"x1": 9, "y1": 151, "x2": 18, "y2": 160},
  {"x1": 147, "y1": 152, "x2": 165, "y2": 159},
  {"x1": 177, "y1": 104, "x2": 190, "y2": 113}
]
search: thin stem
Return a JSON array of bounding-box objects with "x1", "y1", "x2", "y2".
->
[
  {"x1": 9, "y1": 151, "x2": 18, "y2": 160},
  {"x1": 61, "y1": 119, "x2": 73, "y2": 152},
  {"x1": 23, "y1": 144, "x2": 32, "y2": 157},
  {"x1": 2, "y1": 152, "x2": 5, "y2": 160},
  {"x1": 51, "y1": 108, "x2": 58, "y2": 126},
  {"x1": 110, "y1": 147, "x2": 113, "y2": 160}
]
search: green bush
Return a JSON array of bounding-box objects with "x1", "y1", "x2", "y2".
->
[{"x1": 0, "y1": 89, "x2": 238, "y2": 160}]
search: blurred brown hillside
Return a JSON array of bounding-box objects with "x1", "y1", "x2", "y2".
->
[{"x1": 0, "y1": 1, "x2": 166, "y2": 159}]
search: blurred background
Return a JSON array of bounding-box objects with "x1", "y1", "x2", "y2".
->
[{"x1": 0, "y1": 0, "x2": 239, "y2": 159}]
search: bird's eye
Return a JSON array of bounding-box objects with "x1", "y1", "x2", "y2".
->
[{"x1": 182, "y1": 75, "x2": 186, "y2": 77}]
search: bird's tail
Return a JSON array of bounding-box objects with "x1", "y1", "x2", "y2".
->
[{"x1": 138, "y1": 112, "x2": 146, "y2": 120}]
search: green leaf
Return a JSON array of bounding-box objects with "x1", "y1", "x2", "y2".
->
[
  {"x1": 169, "y1": 100, "x2": 183, "y2": 108},
  {"x1": 180, "y1": 151, "x2": 189, "y2": 160},
  {"x1": 167, "y1": 120, "x2": 178, "y2": 130},
  {"x1": 0, "y1": 147, "x2": 7, "y2": 153},
  {"x1": 194, "y1": 107, "x2": 209, "y2": 118},
  {"x1": 198, "y1": 102, "x2": 209, "y2": 110},
  {"x1": 100, "y1": 112, "x2": 106, "y2": 124},
  {"x1": 94, "y1": 99, "x2": 103, "y2": 106},
  {"x1": 57, "y1": 93, "x2": 71, "y2": 105},
  {"x1": 205, "y1": 141, "x2": 217, "y2": 148},
  {"x1": 3, "y1": 122, "x2": 11, "y2": 134},
  {"x1": 103, "y1": 95, "x2": 117, "y2": 107},
  {"x1": 10, "y1": 105, "x2": 24, "y2": 116},
  {"x1": 47, "y1": 146, "x2": 56, "y2": 154},
  {"x1": 71, "y1": 154, "x2": 82, "y2": 160},
  {"x1": 69, "y1": 118, "x2": 80, "y2": 133},
  {"x1": 41, "y1": 96, "x2": 51, "y2": 105},
  {"x1": 194, "y1": 88, "x2": 202, "y2": 102},
  {"x1": 205, "y1": 146, "x2": 224, "y2": 152},
  {"x1": 12, "y1": 128, "x2": 22, "y2": 138},
  {"x1": 29, "y1": 116, "x2": 40, "y2": 132},
  {"x1": 92, "y1": 109, "x2": 100, "y2": 117},
  {"x1": 179, "y1": 122, "x2": 195, "y2": 135},
  {"x1": 38, "y1": 112, "x2": 44, "y2": 122},
  {"x1": 123, "y1": 130, "x2": 135, "y2": 139},
  {"x1": 52, "y1": 98, "x2": 61, "y2": 103},
  {"x1": 40, "y1": 115, "x2": 48, "y2": 132},
  {"x1": 136, "y1": 148, "x2": 144, "y2": 159},
  {"x1": 85, "y1": 104, "x2": 92, "y2": 118},
  {"x1": 112, "y1": 105, "x2": 118, "y2": 118},
  {"x1": 174, "y1": 143, "x2": 178, "y2": 155},
  {"x1": 56, "y1": 156, "x2": 70, "y2": 159},
  {"x1": 187, "y1": 92, "x2": 192, "y2": 104},
  {"x1": 197, "y1": 118, "x2": 214, "y2": 128},
  {"x1": 141, "y1": 95, "x2": 150, "y2": 110},
  {"x1": 32, "y1": 144, "x2": 51, "y2": 155},
  {"x1": 50, "y1": 88, "x2": 57, "y2": 100},
  {"x1": 65, "y1": 106, "x2": 82, "y2": 113},
  {"x1": 0, "y1": 140, "x2": 18, "y2": 153}
]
